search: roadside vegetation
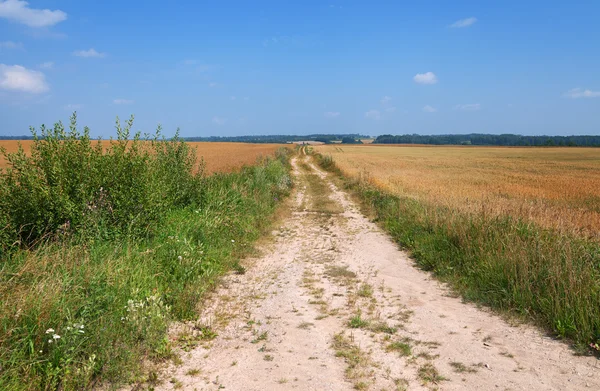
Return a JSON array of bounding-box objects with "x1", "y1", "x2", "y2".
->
[
  {"x1": 315, "y1": 151, "x2": 600, "y2": 353},
  {"x1": 0, "y1": 114, "x2": 293, "y2": 390}
]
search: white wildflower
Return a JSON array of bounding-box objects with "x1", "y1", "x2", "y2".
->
[
  {"x1": 231, "y1": 239, "x2": 235, "y2": 243},
  {"x1": 52, "y1": 334, "x2": 61, "y2": 340},
  {"x1": 45, "y1": 328, "x2": 55, "y2": 334},
  {"x1": 48, "y1": 339, "x2": 53, "y2": 344},
  {"x1": 178, "y1": 255, "x2": 183, "y2": 261}
]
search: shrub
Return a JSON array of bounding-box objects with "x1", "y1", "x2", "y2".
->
[{"x1": 0, "y1": 113, "x2": 203, "y2": 256}]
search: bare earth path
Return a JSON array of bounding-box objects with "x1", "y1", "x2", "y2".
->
[{"x1": 150, "y1": 155, "x2": 599, "y2": 391}]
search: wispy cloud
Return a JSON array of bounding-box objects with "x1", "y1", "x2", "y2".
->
[
  {"x1": 208, "y1": 82, "x2": 218, "y2": 88},
  {"x1": 113, "y1": 98, "x2": 134, "y2": 105},
  {"x1": 365, "y1": 109, "x2": 382, "y2": 120},
  {"x1": 182, "y1": 59, "x2": 212, "y2": 72},
  {"x1": 39, "y1": 61, "x2": 53, "y2": 69},
  {"x1": 324, "y1": 111, "x2": 340, "y2": 118},
  {"x1": 380, "y1": 95, "x2": 396, "y2": 112},
  {"x1": 212, "y1": 116, "x2": 227, "y2": 126},
  {"x1": 0, "y1": 40, "x2": 23, "y2": 49},
  {"x1": 73, "y1": 48, "x2": 105, "y2": 58},
  {"x1": 414, "y1": 72, "x2": 438, "y2": 85},
  {"x1": 454, "y1": 103, "x2": 481, "y2": 111},
  {"x1": 564, "y1": 88, "x2": 600, "y2": 99},
  {"x1": 0, "y1": 0, "x2": 67, "y2": 28},
  {"x1": 0, "y1": 64, "x2": 48, "y2": 93},
  {"x1": 64, "y1": 103, "x2": 83, "y2": 110},
  {"x1": 450, "y1": 17, "x2": 477, "y2": 28},
  {"x1": 422, "y1": 105, "x2": 437, "y2": 113}
]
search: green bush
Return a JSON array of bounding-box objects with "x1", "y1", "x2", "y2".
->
[{"x1": 0, "y1": 114, "x2": 203, "y2": 256}]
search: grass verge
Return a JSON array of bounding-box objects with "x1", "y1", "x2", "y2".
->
[
  {"x1": 314, "y1": 153, "x2": 600, "y2": 353},
  {"x1": 0, "y1": 116, "x2": 293, "y2": 390}
]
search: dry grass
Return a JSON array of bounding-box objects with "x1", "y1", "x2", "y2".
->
[
  {"x1": 315, "y1": 144, "x2": 600, "y2": 238},
  {"x1": 0, "y1": 140, "x2": 284, "y2": 174}
]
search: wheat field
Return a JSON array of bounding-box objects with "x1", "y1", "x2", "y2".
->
[
  {"x1": 0, "y1": 140, "x2": 283, "y2": 174},
  {"x1": 315, "y1": 144, "x2": 600, "y2": 238}
]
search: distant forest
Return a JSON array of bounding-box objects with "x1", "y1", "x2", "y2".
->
[{"x1": 375, "y1": 134, "x2": 600, "y2": 147}]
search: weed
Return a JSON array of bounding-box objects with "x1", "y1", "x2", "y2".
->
[
  {"x1": 251, "y1": 331, "x2": 268, "y2": 344},
  {"x1": 449, "y1": 361, "x2": 477, "y2": 373},
  {"x1": 357, "y1": 283, "x2": 373, "y2": 298},
  {"x1": 417, "y1": 363, "x2": 447, "y2": 385},
  {"x1": 386, "y1": 342, "x2": 412, "y2": 357},
  {"x1": 186, "y1": 368, "x2": 201, "y2": 376},
  {"x1": 348, "y1": 314, "x2": 369, "y2": 329}
]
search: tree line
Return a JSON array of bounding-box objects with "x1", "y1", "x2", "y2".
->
[{"x1": 374, "y1": 133, "x2": 600, "y2": 146}]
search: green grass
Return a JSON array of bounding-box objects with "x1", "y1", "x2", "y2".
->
[
  {"x1": 0, "y1": 116, "x2": 293, "y2": 390},
  {"x1": 315, "y1": 152, "x2": 600, "y2": 353}
]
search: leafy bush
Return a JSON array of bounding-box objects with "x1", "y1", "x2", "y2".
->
[{"x1": 0, "y1": 114, "x2": 203, "y2": 256}]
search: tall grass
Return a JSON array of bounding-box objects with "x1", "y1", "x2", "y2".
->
[
  {"x1": 315, "y1": 153, "x2": 600, "y2": 352},
  {"x1": 0, "y1": 115, "x2": 293, "y2": 390}
]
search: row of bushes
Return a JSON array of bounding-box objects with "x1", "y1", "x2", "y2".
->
[
  {"x1": 0, "y1": 115, "x2": 293, "y2": 390},
  {"x1": 315, "y1": 153, "x2": 600, "y2": 352}
]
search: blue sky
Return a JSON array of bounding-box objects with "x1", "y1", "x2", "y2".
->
[{"x1": 0, "y1": 0, "x2": 599, "y2": 137}]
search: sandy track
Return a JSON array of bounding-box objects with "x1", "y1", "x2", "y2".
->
[{"x1": 147, "y1": 155, "x2": 599, "y2": 391}]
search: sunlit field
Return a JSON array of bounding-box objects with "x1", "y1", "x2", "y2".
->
[
  {"x1": 0, "y1": 140, "x2": 284, "y2": 174},
  {"x1": 315, "y1": 144, "x2": 600, "y2": 238}
]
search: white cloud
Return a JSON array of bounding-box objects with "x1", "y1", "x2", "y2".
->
[
  {"x1": 385, "y1": 107, "x2": 397, "y2": 112},
  {"x1": 414, "y1": 72, "x2": 438, "y2": 85},
  {"x1": 0, "y1": 64, "x2": 48, "y2": 93},
  {"x1": 0, "y1": 40, "x2": 23, "y2": 49},
  {"x1": 422, "y1": 105, "x2": 437, "y2": 113},
  {"x1": 0, "y1": 0, "x2": 66, "y2": 27},
  {"x1": 73, "y1": 48, "x2": 105, "y2": 58},
  {"x1": 450, "y1": 17, "x2": 477, "y2": 28},
  {"x1": 64, "y1": 103, "x2": 83, "y2": 110},
  {"x1": 113, "y1": 98, "x2": 134, "y2": 105},
  {"x1": 454, "y1": 103, "x2": 481, "y2": 111},
  {"x1": 208, "y1": 82, "x2": 217, "y2": 88},
  {"x1": 212, "y1": 116, "x2": 227, "y2": 126},
  {"x1": 380, "y1": 96, "x2": 392, "y2": 105},
  {"x1": 39, "y1": 61, "x2": 53, "y2": 69},
  {"x1": 324, "y1": 111, "x2": 340, "y2": 118},
  {"x1": 564, "y1": 88, "x2": 600, "y2": 99},
  {"x1": 365, "y1": 109, "x2": 382, "y2": 120}
]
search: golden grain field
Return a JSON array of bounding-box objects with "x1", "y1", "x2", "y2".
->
[
  {"x1": 315, "y1": 144, "x2": 600, "y2": 237},
  {"x1": 0, "y1": 140, "x2": 284, "y2": 174}
]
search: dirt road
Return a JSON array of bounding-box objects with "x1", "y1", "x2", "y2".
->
[{"x1": 150, "y1": 155, "x2": 599, "y2": 390}]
